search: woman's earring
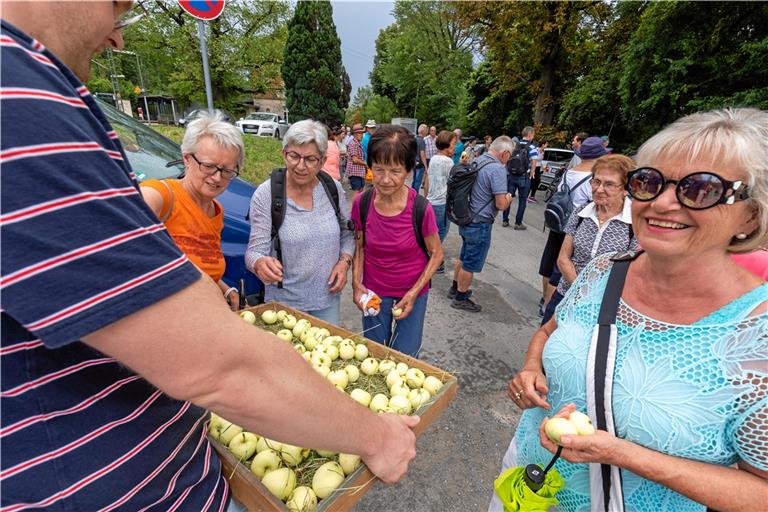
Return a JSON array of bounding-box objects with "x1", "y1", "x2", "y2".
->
[{"x1": 735, "y1": 233, "x2": 748, "y2": 240}]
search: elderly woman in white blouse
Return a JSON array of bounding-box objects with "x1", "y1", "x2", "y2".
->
[{"x1": 245, "y1": 120, "x2": 354, "y2": 324}]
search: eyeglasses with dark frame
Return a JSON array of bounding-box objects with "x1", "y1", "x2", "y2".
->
[
  {"x1": 626, "y1": 167, "x2": 750, "y2": 210},
  {"x1": 189, "y1": 154, "x2": 240, "y2": 180},
  {"x1": 283, "y1": 150, "x2": 322, "y2": 168}
]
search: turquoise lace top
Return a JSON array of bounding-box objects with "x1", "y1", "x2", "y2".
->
[{"x1": 514, "y1": 253, "x2": 768, "y2": 512}]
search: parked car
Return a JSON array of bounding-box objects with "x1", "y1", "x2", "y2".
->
[
  {"x1": 178, "y1": 108, "x2": 235, "y2": 127},
  {"x1": 538, "y1": 148, "x2": 575, "y2": 191},
  {"x1": 96, "y1": 98, "x2": 263, "y2": 303},
  {"x1": 235, "y1": 112, "x2": 290, "y2": 139}
]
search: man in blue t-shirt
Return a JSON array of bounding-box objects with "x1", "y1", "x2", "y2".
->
[
  {"x1": 0, "y1": 3, "x2": 418, "y2": 510},
  {"x1": 502, "y1": 126, "x2": 539, "y2": 230},
  {"x1": 452, "y1": 128, "x2": 465, "y2": 164},
  {"x1": 448, "y1": 136, "x2": 514, "y2": 312},
  {"x1": 362, "y1": 118, "x2": 376, "y2": 161}
]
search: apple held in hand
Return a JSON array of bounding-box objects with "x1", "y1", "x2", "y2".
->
[
  {"x1": 312, "y1": 461, "x2": 345, "y2": 499},
  {"x1": 392, "y1": 307, "x2": 404, "y2": 318},
  {"x1": 261, "y1": 309, "x2": 278, "y2": 324},
  {"x1": 569, "y1": 411, "x2": 596, "y2": 435},
  {"x1": 286, "y1": 486, "x2": 317, "y2": 512},
  {"x1": 228, "y1": 432, "x2": 259, "y2": 461},
  {"x1": 240, "y1": 311, "x2": 257, "y2": 324},
  {"x1": 544, "y1": 417, "x2": 579, "y2": 445},
  {"x1": 338, "y1": 453, "x2": 361, "y2": 476},
  {"x1": 262, "y1": 467, "x2": 297, "y2": 501},
  {"x1": 250, "y1": 449, "x2": 281, "y2": 478}
]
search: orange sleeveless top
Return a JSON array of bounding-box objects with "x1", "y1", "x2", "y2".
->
[{"x1": 141, "y1": 179, "x2": 225, "y2": 281}]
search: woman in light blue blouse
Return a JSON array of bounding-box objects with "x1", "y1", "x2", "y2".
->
[
  {"x1": 491, "y1": 108, "x2": 768, "y2": 512},
  {"x1": 245, "y1": 120, "x2": 354, "y2": 325}
]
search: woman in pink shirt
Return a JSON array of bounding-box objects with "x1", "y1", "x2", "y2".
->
[
  {"x1": 351, "y1": 125, "x2": 443, "y2": 356},
  {"x1": 321, "y1": 124, "x2": 341, "y2": 180}
]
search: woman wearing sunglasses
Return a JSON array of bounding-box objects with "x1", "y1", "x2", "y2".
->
[
  {"x1": 492, "y1": 108, "x2": 767, "y2": 512},
  {"x1": 246, "y1": 120, "x2": 354, "y2": 324},
  {"x1": 141, "y1": 110, "x2": 244, "y2": 310}
]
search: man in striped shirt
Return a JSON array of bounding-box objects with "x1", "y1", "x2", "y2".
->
[
  {"x1": 345, "y1": 123, "x2": 367, "y2": 192},
  {"x1": 0, "y1": 3, "x2": 418, "y2": 510}
]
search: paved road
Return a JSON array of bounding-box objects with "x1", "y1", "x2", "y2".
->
[{"x1": 337, "y1": 189, "x2": 553, "y2": 511}]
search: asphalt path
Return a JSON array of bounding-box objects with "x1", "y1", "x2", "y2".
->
[{"x1": 336, "y1": 186, "x2": 553, "y2": 512}]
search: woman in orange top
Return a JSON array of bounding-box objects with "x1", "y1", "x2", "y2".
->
[{"x1": 140, "y1": 110, "x2": 244, "y2": 310}]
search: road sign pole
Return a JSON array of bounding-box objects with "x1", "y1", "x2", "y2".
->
[{"x1": 197, "y1": 19, "x2": 214, "y2": 110}]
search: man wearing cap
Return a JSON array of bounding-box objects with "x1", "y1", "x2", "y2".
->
[
  {"x1": 362, "y1": 119, "x2": 376, "y2": 162},
  {"x1": 0, "y1": 3, "x2": 419, "y2": 510},
  {"x1": 346, "y1": 123, "x2": 368, "y2": 192}
]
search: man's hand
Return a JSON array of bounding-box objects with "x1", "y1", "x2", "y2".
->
[{"x1": 362, "y1": 414, "x2": 420, "y2": 483}]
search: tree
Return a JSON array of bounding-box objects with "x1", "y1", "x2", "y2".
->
[
  {"x1": 345, "y1": 86, "x2": 399, "y2": 126},
  {"x1": 281, "y1": 1, "x2": 349, "y2": 124}
]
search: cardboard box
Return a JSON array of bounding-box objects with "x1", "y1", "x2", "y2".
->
[{"x1": 209, "y1": 302, "x2": 458, "y2": 511}]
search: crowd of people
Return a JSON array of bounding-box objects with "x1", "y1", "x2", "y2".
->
[{"x1": 2, "y1": 2, "x2": 766, "y2": 511}]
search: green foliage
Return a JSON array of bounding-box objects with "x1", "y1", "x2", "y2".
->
[
  {"x1": 345, "y1": 86, "x2": 399, "y2": 126},
  {"x1": 282, "y1": 1, "x2": 349, "y2": 125},
  {"x1": 151, "y1": 125, "x2": 283, "y2": 186}
]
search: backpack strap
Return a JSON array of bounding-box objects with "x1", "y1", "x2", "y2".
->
[
  {"x1": 572, "y1": 174, "x2": 592, "y2": 193},
  {"x1": 157, "y1": 179, "x2": 175, "y2": 223},
  {"x1": 412, "y1": 194, "x2": 430, "y2": 258},
  {"x1": 316, "y1": 170, "x2": 341, "y2": 224},
  {"x1": 270, "y1": 168, "x2": 287, "y2": 289}
]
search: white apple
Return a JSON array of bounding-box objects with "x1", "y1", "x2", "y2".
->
[
  {"x1": 280, "y1": 443, "x2": 308, "y2": 466},
  {"x1": 250, "y1": 449, "x2": 281, "y2": 478},
  {"x1": 408, "y1": 388, "x2": 431, "y2": 410},
  {"x1": 388, "y1": 394, "x2": 412, "y2": 414},
  {"x1": 293, "y1": 343, "x2": 306, "y2": 354},
  {"x1": 386, "y1": 369, "x2": 403, "y2": 389},
  {"x1": 338, "y1": 338, "x2": 354, "y2": 349},
  {"x1": 360, "y1": 357, "x2": 379, "y2": 375},
  {"x1": 286, "y1": 486, "x2": 317, "y2": 512},
  {"x1": 301, "y1": 351, "x2": 311, "y2": 362},
  {"x1": 544, "y1": 417, "x2": 579, "y2": 444},
  {"x1": 276, "y1": 310, "x2": 287, "y2": 321},
  {"x1": 354, "y1": 343, "x2": 369, "y2": 361},
  {"x1": 315, "y1": 449, "x2": 336, "y2": 458},
  {"x1": 260, "y1": 309, "x2": 278, "y2": 324},
  {"x1": 228, "y1": 432, "x2": 259, "y2": 461},
  {"x1": 240, "y1": 311, "x2": 257, "y2": 324},
  {"x1": 276, "y1": 329, "x2": 293, "y2": 343},
  {"x1": 282, "y1": 314, "x2": 297, "y2": 329},
  {"x1": 378, "y1": 359, "x2": 396, "y2": 375},
  {"x1": 316, "y1": 328, "x2": 331, "y2": 340},
  {"x1": 423, "y1": 375, "x2": 444, "y2": 396},
  {"x1": 311, "y1": 461, "x2": 345, "y2": 499},
  {"x1": 338, "y1": 453, "x2": 361, "y2": 476},
  {"x1": 392, "y1": 307, "x2": 403, "y2": 318},
  {"x1": 344, "y1": 364, "x2": 360, "y2": 383},
  {"x1": 395, "y1": 362, "x2": 409, "y2": 375},
  {"x1": 292, "y1": 322, "x2": 309, "y2": 338},
  {"x1": 405, "y1": 368, "x2": 426, "y2": 389},
  {"x1": 390, "y1": 382, "x2": 410, "y2": 398},
  {"x1": 313, "y1": 363, "x2": 330, "y2": 377},
  {"x1": 303, "y1": 336, "x2": 320, "y2": 350},
  {"x1": 338, "y1": 344, "x2": 356, "y2": 360},
  {"x1": 327, "y1": 369, "x2": 349, "y2": 389},
  {"x1": 261, "y1": 467, "x2": 296, "y2": 501},
  {"x1": 349, "y1": 388, "x2": 371, "y2": 407},
  {"x1": 210, "y1": 415, "x2": 243, "y2": 446},
  {"x1": 569, "y1": 411, "x2": 596, "y2": 435},
  {"x1": 256, "y1": 436, "x2": 282, "y2": 454},
  {"x1": 369, "y1": 393, "x2": 389, "y2": 413},
  {"x1": 325, "y1": 345, "x2": 340, "y2": 361},
  {"x1": 311, "y1": 352, "x2": 332, "y2": 367}
]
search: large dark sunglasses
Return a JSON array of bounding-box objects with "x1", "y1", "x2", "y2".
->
[{"x1": 626, "y1": 167, "x2": 750, "y2": 210}]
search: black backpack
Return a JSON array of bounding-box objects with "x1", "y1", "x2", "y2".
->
[
  {"x1": 357, "y1": 188, "x2": 430, "y2": 258},
  {"x1": 445, "y1": 159, "x2": 493, "y2": 226},
  {"x1": 506, "y1": 140, "x2": 531, "y2": 176},
  {"x1": 270, "y1": 168, "x2": 350, "y2": 288},
  {"x1": 543, "y1": 171, "x2": 592, "y2": 233}
]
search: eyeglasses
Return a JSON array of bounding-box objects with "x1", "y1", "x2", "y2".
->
[
  {"x1": 627, "y1": 167, "x2": 750, "y2": 210},
  {"x1": 114, "y1": 12, "x2": 144, "y2": 30},
  {"x1": 190, "y1": 154, "x2": 239, "y2": 180},
  {"x1": 284, "y1": 150, "x2": 322, "y2": 167},
  {"x1": 590, "y1": 178, "x2": 623, "y2": 191}
]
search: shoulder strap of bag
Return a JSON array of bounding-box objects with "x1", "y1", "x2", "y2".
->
[
  {"x1": 316, "y1": 170, "x2": 342, "y2": 224},
  {"x1": 358, "y1": 187, "x2": 374, "y2": 248},
  {"x1": 572, "y1": 174, "x2": 592, "y2": 194},
  {"x1": 158, "y1": 179, "x2": 175, "y2": 223},
  {"x1": 587, "y1": 249, "x2": 642, "y2": 512},
  {"x1": 412, "y1": 194, "x2": 429, "y2": 258},
  {"x1": 270, "y1": 168, "x2": 287, "y2": 289}
]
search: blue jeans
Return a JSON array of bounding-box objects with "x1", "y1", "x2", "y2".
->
[
  {"x1": 458, "y1": 222, "x2": 493, "y2": 273},
  {"x1": 411, "y1": 165, "x2": 425, "y2": 191},
  {"x1": 502, "y1": 174, "x2": 531, "y2": 225},
  {"x1": 306, "y1": 294, "x2": 340, "y2": 325},
  {"x1": 431, "y1": 202, "x2": 449, "y2": 242},
  {"x1": 362, "y1": 293, "x2": 429, "y2": 357},
  {"x1": 349, "y1": 175, "x2": 364, "y2": 191}
]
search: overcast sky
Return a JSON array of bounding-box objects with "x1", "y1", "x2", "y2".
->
[{"x1": 331, "y1": 1, "x2": 395, "y2": 99}]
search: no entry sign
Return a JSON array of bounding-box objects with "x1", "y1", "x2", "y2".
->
[{"x1": 178, "y1": 0, "x2": 226, "y2": 21}]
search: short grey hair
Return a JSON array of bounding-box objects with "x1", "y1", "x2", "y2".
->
[
  {"x1": 522, "y1": 126, "x2": 535, "y2": 137},
  {"x1": 181, "y1": 110, "x2": 245, "y2": 169},
  {"x1": 418, "y1": 124, "x2": 428, "y2": 135},
  {"x1": 636, "y1": 107, "x2": 768, "y2": 253},
  {"x1": 454, "y1": 128, "x2": 463, "y2": 137},
  {"x1": 282, "y1": 119, "x2": 328, "y2": 157},
  {"x1": 489, "y1": 135, "x2": 515, "y2": 154}
]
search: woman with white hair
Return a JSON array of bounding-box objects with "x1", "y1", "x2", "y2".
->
[
  {"x1": 141, "y1": 110, "x2": 244, "y2": 311},
  {"x1": 491, "y1": 108, "x2": 768, "y2": 512},
  {"x1": 246, "y1": 120, "x2": 354, "y2": 324}
]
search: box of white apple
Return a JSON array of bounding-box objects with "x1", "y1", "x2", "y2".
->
[{"x1": 207, "y1": 302, "x2": 457, "y2": 511}]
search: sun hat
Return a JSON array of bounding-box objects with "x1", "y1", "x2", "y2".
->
[
  {"x1": 365, "y1": 119, "x2": 377, "y2": 128},
  {"x1": 576, "y1": 136, "x2": 611, "y2": 159},
  {"x1": 352, "y1": 123, "x2": 365, "y2": 133}
]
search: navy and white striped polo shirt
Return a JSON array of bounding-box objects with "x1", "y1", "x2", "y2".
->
[{"x1": 1, "y1": 20, "x2": 228, "y2": 511}]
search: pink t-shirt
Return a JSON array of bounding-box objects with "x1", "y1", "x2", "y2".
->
[
  {"x1": 732, "y1": 250, "x2": 768, "y2": 280},
  {"x1": 351, "y1": 187, "x2": 438, "y2": 297},
  {"x1": 322, "y1": 140, "x2": 341, "y2": 180}
]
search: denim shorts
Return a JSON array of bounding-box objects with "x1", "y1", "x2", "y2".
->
[
  {"x1": 349, "y1": 175, "x2": 365, "y2": 191},
  {"x1": 458, "y1": 222, "x2": 493, "y2": 273}
]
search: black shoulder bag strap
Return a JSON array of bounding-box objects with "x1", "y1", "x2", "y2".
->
[
  {"x1": 358, "y1": 188, "x2": 374, "y2": 248},
  {"x1": 586, "y1": 249, "x2": 642, "y2": 512},
  {"x1": 269, "y1": 168, "x2": 287, "y2": 289},
  {"x1": 412, "y1": 194, "x2": 430, "y2": 258},
  {"x1": 316, "y1": 170, "x2": 343, "y2": 228},
  {"x1": 572, "y1": 174, "x2": 592, "y2": 195}
]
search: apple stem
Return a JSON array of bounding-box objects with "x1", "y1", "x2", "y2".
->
[{"x1": 543, "y1": 446, "x2": 563, "y2": 474}]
